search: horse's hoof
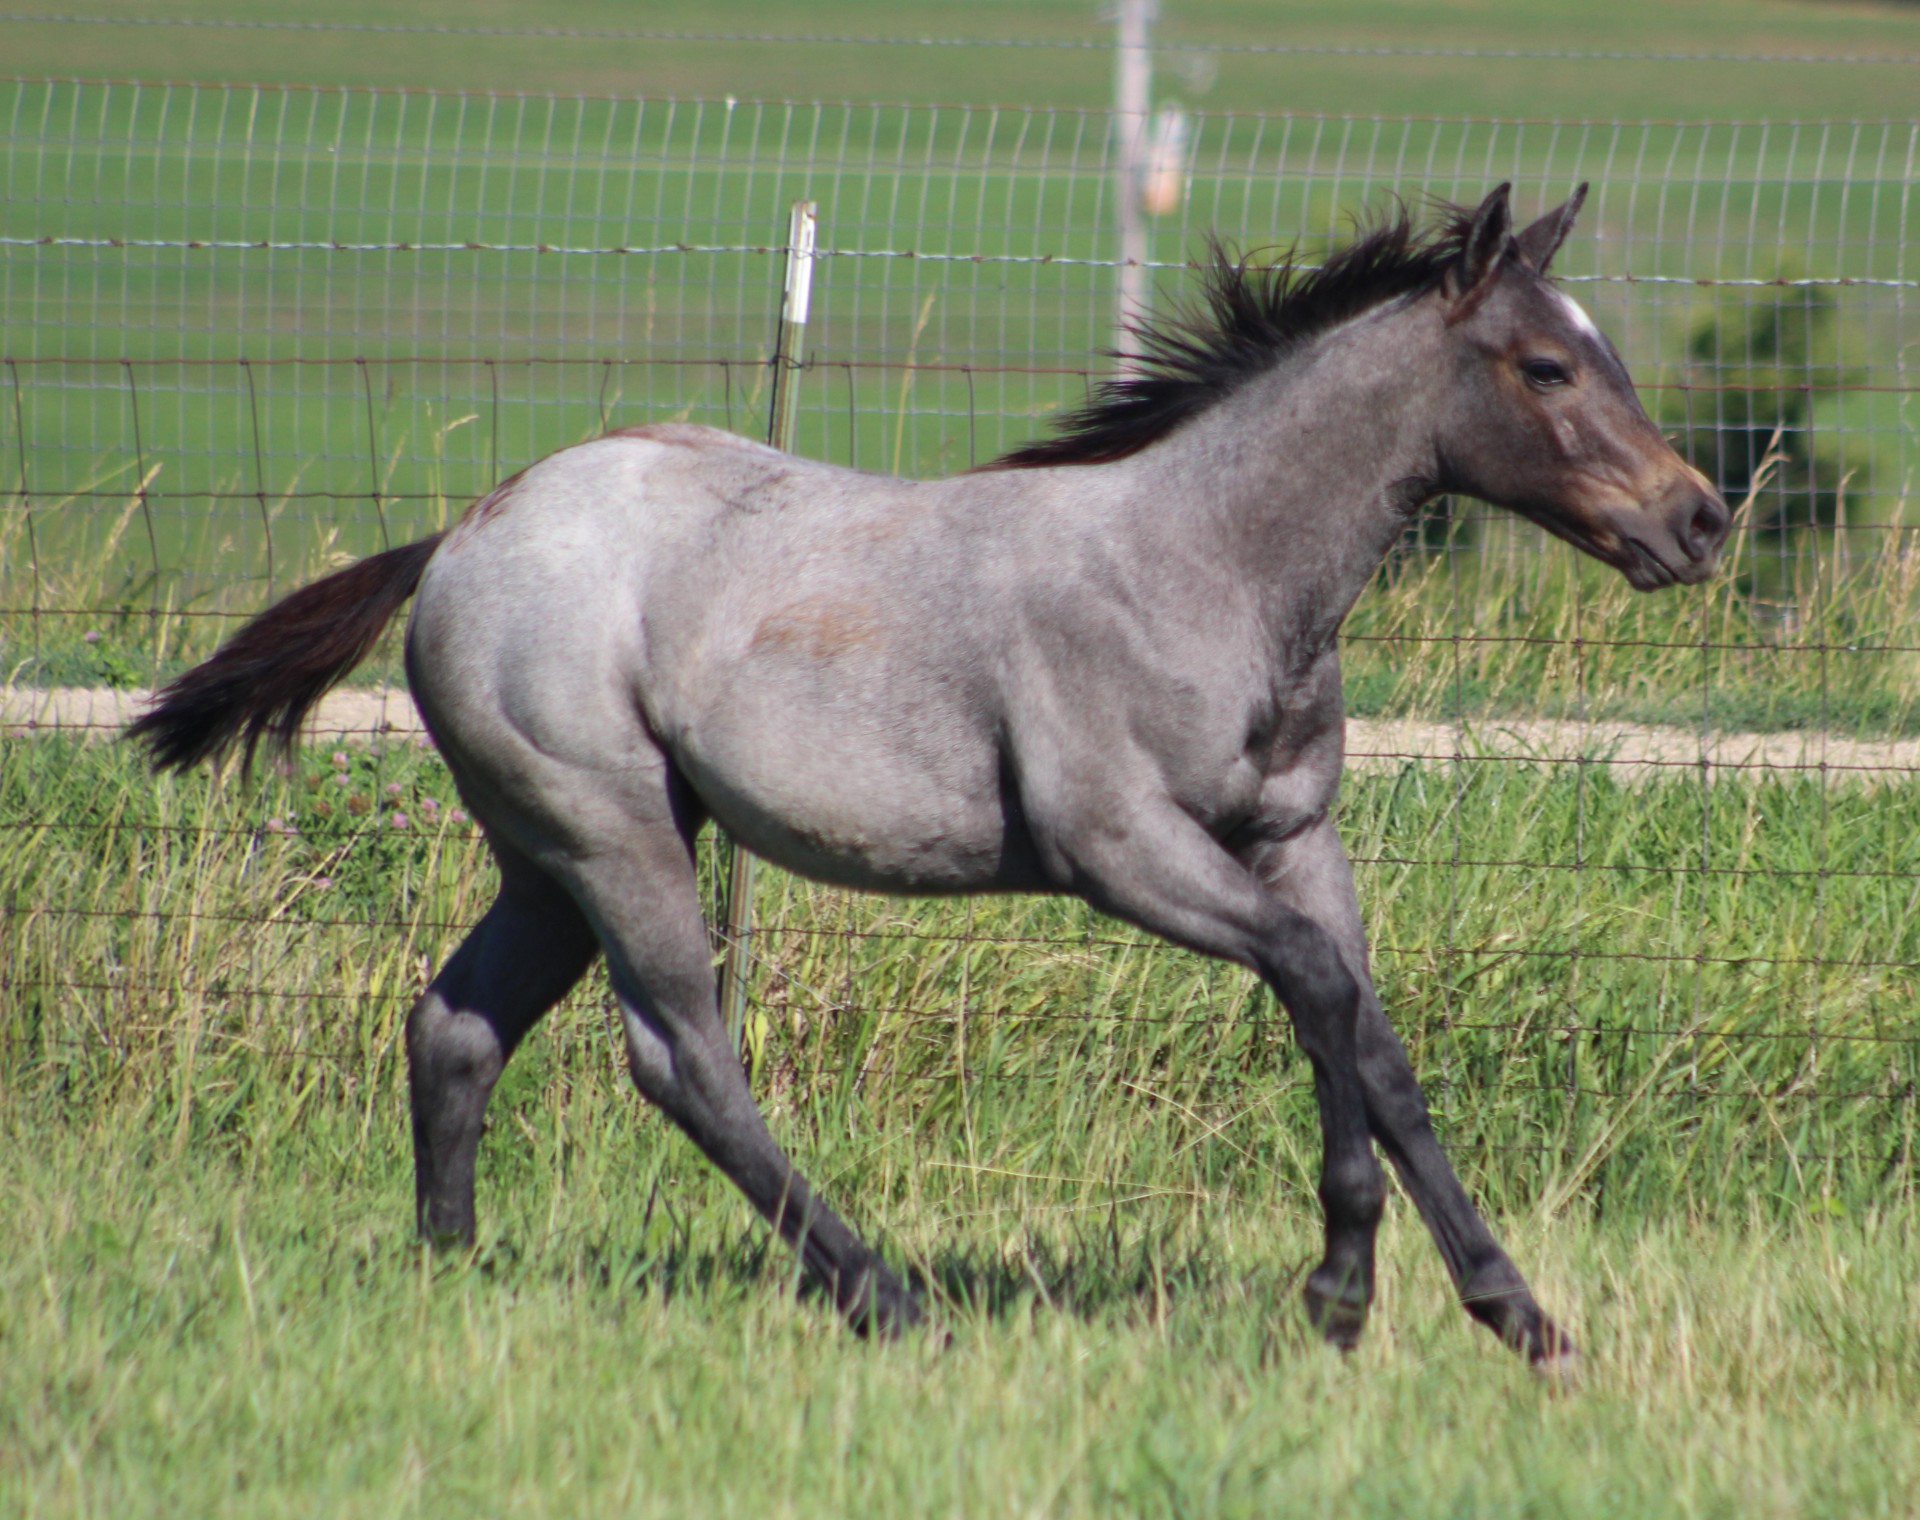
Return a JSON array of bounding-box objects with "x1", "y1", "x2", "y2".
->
[
  {"x1": 1530, "y1": 1341, "x2": 1582, "y2": 1391},
  {"x1": 1302, "y1": 1273, "x2": 1369, "y2": 1351},
  {"x1": 848, "y1": 1286, "x2": 927, "y2": 1340}
]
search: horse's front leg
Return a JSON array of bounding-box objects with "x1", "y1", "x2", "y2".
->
[
  {"x1": 1038, "y1": 798, "x2": 1387, "y2": 1350},
  {"x1": 1244, "y1": 816, "x2": 1576, "y2": 1373}
]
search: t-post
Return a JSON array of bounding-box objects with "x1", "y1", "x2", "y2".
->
[{"x1": 719, "y1": 199, "x2": 816, "y2": 1054}]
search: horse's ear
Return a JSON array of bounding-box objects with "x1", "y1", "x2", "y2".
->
[
  {"x1": 1444, "y1": 182, "x2": 1513, "y2": 322},
  {"x1": 1515, "y1": 182, "x2": 1589, "y2": 274}
]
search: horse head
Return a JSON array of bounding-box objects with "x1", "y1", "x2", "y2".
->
[{"x1": 1434, "y1": 183, "x2": 1728, "y2": 590}]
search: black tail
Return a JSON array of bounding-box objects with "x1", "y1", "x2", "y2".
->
[{"x1": 129, "y1": 533, "x2": 446, "y2": 776}]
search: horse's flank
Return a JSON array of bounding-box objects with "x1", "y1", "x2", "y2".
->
[{"x1": 748, "y1": 599, "x2": 886, "y2": 660}]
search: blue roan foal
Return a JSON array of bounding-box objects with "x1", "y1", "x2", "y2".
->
[{"x1": 133, "y1": 184, "x2": 1727, "y2": 1373}]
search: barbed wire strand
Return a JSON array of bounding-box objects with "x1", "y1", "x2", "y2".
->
[{"x1": 3, "y1": 235, "x2": 1914, "y2": 288}]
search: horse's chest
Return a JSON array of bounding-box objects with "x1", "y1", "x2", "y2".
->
[{"x1": 1173, "y1": 706, "x2": 1343, "y2": 844}]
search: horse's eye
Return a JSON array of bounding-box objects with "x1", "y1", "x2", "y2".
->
[{"x1": 1521, "y1": 358, "x2": 1573, "y2": 388}]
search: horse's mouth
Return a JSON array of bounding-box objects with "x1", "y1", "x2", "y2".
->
[
  {"x1": 1619, "y1": 536, "x2": 1680, "y2": 590},
  {"x1": 1523, "y1": 510, "x2": 1677, "y2": 590}
]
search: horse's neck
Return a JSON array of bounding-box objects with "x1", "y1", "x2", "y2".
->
[{"x1": 1128, "y1": 308, "x2": 1442, "y2": 654}]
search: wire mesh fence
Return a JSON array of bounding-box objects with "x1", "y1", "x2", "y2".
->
[{"x1": 3, "y1": 70, "x2": 1917, "y2": 1203}]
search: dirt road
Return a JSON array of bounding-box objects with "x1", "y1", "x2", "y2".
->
[{"x1": 9, "y1": 685, "x2": 1915, "y2": 785}]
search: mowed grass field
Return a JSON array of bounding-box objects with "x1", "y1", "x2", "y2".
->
[
  {"x1": 5, "y1": 0, "x2": 1920, "y2": 118},
  {"x1": 4, "y1": 3, "x2": 1920, "y2": 1515},
  {"x1": 5, "y1": 1116, "x2": 1915, "y2": 1516}
]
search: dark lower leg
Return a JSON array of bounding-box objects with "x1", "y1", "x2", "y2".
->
[
  {"x1": 1265, "y1": 947, "x2": 1388, "y2": 1351},
  {"x1": 1298, "y1": 1062, "x2": 1388, "y2": 1349},
  {"x1": 1244, "y1": 822, "x2": 1569, "y2": 1365},
  {"x1": 408, "y1": 885, "x2": 597, "y2": 1244},
  {"x1": 615, "y1": 978, "x2": 922, "y2": 1336},
  {"x1": 1356, "y1": 1005, "x2": 1572, "y2": 1364},
  {"x1": 409, "y1": 994, "x2": 501, "y2": 1244},
  {"x1": 733, "y1": 1137, "x2": 923, "y2": 1335}
]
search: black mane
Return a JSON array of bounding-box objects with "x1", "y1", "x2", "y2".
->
[{"x1": 985, "y1": 204, "x2": 1475, "y2": 471}]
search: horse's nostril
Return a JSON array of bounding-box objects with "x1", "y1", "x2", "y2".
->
[{"x1": 1686, "y1": 495, "x2": 1729, "y2": 557}]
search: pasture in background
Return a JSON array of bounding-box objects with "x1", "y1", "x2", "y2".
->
[{"x1": 2, "y1": 6, "x2": 1918, "y2": 1514}]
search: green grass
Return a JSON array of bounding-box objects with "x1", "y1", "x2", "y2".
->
[
  {"x1": 3, "y1": 731, "x2": 1918, "y2": 1514},
  {"x1": 6, "y1": 525, "x2": 1919, "y2": 1512},
  {"x1": 3, "y1": 0, "x2": 1919, "y2": 119},
  {"x1": 6, "y1": 731, "x2": 1916, "y2": 1217},
  {"x1": 4, "y1": 5, "x2": 1917, "y2": 634},
  {"x1": 3, "y1": 1109, "x2": 1916, "y2": 1517}
]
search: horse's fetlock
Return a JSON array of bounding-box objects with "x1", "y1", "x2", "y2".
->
[
  {"x1": 1459, "y1": 1254, "x2": 1527, "y2": 1307},
  {"x1": 1458, "y1": 1255, "x2": 1546, "y2": 1347},
  {"x1": 853, "y1": 1287, "x2": 926, "y2": 1341},
  {"x1": 842, "y1": 1266, "x2": 925, "y2": 1340},
  {"x1": 417, "y1": 1202, "x2": 477, "y2": 1251}
]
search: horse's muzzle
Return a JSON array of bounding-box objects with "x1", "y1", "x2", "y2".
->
[
  {"x1": 1661, "y1": 474, "x2": 1730, "y2": 584},
  {"x1": 1605, "y1": 473, "x2": 1729, "y2": 590}
]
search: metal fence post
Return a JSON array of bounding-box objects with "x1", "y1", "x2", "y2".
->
[
  {"x1": 1112, "y1": 0, "x2": 1154, "y2": 363},
  {"x1": 719, "y1": 198, "x2": 817, "y2": 1053}
]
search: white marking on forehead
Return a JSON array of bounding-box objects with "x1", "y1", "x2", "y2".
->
[{"x1": 1552, "y1": 287, "x2": 1601, "y2": 340}]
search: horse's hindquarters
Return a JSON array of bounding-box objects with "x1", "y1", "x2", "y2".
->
[{"x1": 407, "y1": 433, "x2": 1031, "y2": 896}]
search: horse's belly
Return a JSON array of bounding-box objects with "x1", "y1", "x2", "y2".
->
[{"x1": 675, "y1": 725, "x2": 1027, "y2": 895}]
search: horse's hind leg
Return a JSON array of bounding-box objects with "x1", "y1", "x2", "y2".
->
[
  {"x1": 408, "y1": 853, "x2": 599, "y2": 1245},
  {"x1": 562, "y1": 825, "x2": 923, "y2": 1336}
]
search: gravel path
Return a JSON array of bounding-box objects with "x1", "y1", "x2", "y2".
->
[{"x1": 7, "y1": 685, "x2": 1918, "y2": 785}]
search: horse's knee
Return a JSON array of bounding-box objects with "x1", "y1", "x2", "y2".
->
[{"x1": 406, "y1": 992, "x2": 507, "y2": 1110}]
